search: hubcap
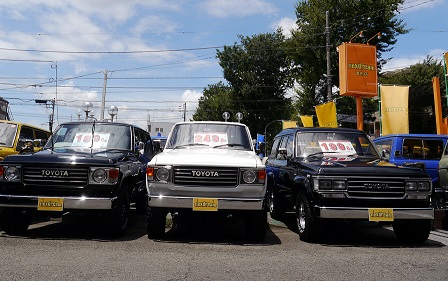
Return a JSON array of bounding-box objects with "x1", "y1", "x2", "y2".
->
[{"x1": 297, "y1": 201, "x2": 306, "y2": 232}]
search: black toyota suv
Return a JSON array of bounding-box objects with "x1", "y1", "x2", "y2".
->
[
  {"x1": 265, "y1": 127, "x2": 434, "y2": 244},
  {"x1": 0, "y1": 121, "x2": 155, "y2": 237}
]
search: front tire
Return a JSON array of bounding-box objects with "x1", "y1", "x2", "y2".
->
[
  {"x1": 245, "y1": 210, "x2": 267, "y2": 243},
  {"x1": 295, "y1": 193, "x2": 322, "y2": 242},
  {"x1": 267, "y1": 183, "x2": 285, "y2": 220},
  {"x1": 108, "y1": 188, "x2": 130, "y2": 237},
  {"x1": 0, "y1": 208, "x2": 32, "y2": 235},
  {"x1": 146, "y1": 206, "x2": 167, "y2": 239},
  {"x1": 393, "y1": 219, "x2": 432, "y2": 244}
]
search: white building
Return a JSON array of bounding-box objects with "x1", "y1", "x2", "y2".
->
[{"x1": 147, "y1": 121, "x2": 175, "y2": 137}]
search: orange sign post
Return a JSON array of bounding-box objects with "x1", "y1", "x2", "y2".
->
[{"x1": 338, "y1": 42, "x2": 378, "y2": 130}]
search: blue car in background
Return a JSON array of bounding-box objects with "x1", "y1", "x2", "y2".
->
[
  {"x1": 374, "y1": 134, "x2": 448, "y2": 209},
  {"x1": 152, "y1": 134, "x2": 167, "y2": 153}
]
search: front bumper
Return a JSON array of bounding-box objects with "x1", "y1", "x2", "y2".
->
[
  {"x1": 0, "y1": 194, "x2": 117, "y2": 210},
  {"x1": 316, "y1": 206, "x2": 434, "y2": 220},
  {"x1": 149, "y1": 195, "x2": 264, "y2": 210}
]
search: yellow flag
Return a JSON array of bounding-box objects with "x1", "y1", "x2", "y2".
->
[
  {"x1": 282, "y1": 120, "x2": 297, "y2": 129},
  {"x1": 315, "y1": 102, "x2": 338, "y2": 128},
  {"x1": 444, "y1": 52, "x2": 448, "y2": 65},
  {"x1": 380, "y1": 85, "x2": 409, "y2": 135},
  {"x1": 299, "y1": 115, "x2": 314, "y2": 127}
]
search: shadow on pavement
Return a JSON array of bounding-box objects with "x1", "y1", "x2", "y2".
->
[
  {"x1": 0, "y1": 209, "x2": 147, "y2": 242},
  {"x1": 273, "y1": 212, "x2": 446, "y2": 248}
]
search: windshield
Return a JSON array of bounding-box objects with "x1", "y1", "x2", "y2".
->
[
  {"x1": 45, "y1": 123, "x2": 132, "y2": 151},
  {"x1": 295, "y1": 131, "x2": 379, "y2": 158},
  {"x1": 0, "y1": 123, "x2": 18, "y2": 147},
  {"x1": 166, "y1": 123, "x2": 252, "y2": 150}
]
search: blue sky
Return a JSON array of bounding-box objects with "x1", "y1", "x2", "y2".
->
[{"x1": 0, "y1": 0, "x2": 446, "y2": 131}]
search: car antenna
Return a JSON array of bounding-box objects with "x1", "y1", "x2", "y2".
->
[{"x1": 90, "y1": 120, "x2": 96, "y2": 154}]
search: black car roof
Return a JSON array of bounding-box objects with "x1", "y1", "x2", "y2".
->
[{"x1": 274, "y1": 127, "x2": 364, "y2": 138}]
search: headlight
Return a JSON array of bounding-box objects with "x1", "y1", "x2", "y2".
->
[
  {"x1": 405, "y1": 181, "x2": 418, "y2": 191},
  {"x1": 333, "y1": 180, "x2": 347, "y2": 190},
  {"x1": 418, "y1": 181, "x2": 430, "y2": 191},
  {"x1": 89, "y1": 167, "x2": 119, "y2": 185},
  {"x1": 318, "y1": 179, "x2": 332, "y2": 190},
  {"x1": 4, "y1": 166, "x2": 20, "y2": 181},
  {"x1": 92, "y1": 169, "x2": 107, "y2": 183},
  {"x1": 242, "y1": 170, "x2": 256, "y2": 184},
  {"x1": 156, "y1": 168, "x2": 170, "y2": 182},
  {"x1": 315, "y1": 179, "x2": 347, "y2": 191}
]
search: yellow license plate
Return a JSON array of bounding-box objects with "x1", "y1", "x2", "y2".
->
[
  {"x1": 193, "y1": 198, "x2": 218, "y2": 211},
  {"x1": 369, "y1": 208, "x2": 394, "y2": 222},
  {"x1": 37, "y1": 198, "x2": 64, "y2": 211}
]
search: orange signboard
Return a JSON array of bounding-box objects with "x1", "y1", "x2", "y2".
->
[{"x1": 339, "y1": 43, "x2": 378, "y2": 97}]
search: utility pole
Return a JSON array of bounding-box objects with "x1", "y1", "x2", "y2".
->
[
  {"x1": 100, "y1": 70, "x2": 108, "y2": 121},
  {"x1": 326, "y1": 11, "x2": 332, "y2": 101}
]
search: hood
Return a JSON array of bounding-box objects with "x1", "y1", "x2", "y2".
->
[
  {"x1": 150, "y1": 148, "x2": 263, "y2": 168},
  {"x1": 299, "y1": 156, "x2": 428, "y2": 177},
  {"x1": 2, "y1": 149, "x2": 120, "y2": 166}
]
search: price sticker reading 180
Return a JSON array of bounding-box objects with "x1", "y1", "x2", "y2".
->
[
  {"x1": 72, "y1": 133, "x2": 110, "y2": 148},
  {"x1": 194, "y1": 132, "x2": 228, "y2": 146},
  {"x1": 318, "y1": 140, "x2": 355, "y2": 155}
]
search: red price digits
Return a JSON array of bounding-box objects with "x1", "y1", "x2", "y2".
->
[
  {"x1": 337, "y1": 143, "x2": 346, "y2": 150},
  {"x1": 212, "y1": 135, "x2": 219, "y2": 142}
]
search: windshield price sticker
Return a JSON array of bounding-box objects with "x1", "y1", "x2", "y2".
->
[
  {"x1": 72, "y1": 133, "x2": 110, "y2": 148},
  {"x1": 318, "y1": 140, "x2": 355, "y2": 155},
  {"x1": 194, "y1": 132, "x2": 228, "y2": 146}
]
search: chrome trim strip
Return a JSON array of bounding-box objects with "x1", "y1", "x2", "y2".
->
[
  {"x1": 317, "y1": 206, "x2": 434, "y2": 219},
  {"x1": 0, "y1": 194, "x2": 115, "y2": 210},
  {"x1": 149, "y1": 195, "x2": 263, "y2": 210}
]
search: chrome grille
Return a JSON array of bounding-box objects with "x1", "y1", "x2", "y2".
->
[
  {"x1": 23, "y1": 165, "x2": 88, "y2": 187},
  {"x1": 347, "y1": 177, "x2": 405, "y2": 198},
  {"x1": 173, "y1": 166, "x2": 238, "y2": 186}
]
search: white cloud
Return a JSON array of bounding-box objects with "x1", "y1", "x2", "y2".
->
[
  {"x1": 182, "y1": 89, "x2": 202, "y2": 120},
  {"x1": 132, "y1": 15, "x2": 178, "y2": 35},
  {"x1": 273, "y1": 17, "x2": 296, "y2": 37},
  {"x1": 200, "y1": 0, "x2": 277, "y2": 18},
  {"x1": 382, "y1": 48, "x2": 446, "y2": 73}
]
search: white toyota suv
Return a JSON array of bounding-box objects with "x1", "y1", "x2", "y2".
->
[{"x1": 145, "y1": 121, "x2": 267, "y2": 242}]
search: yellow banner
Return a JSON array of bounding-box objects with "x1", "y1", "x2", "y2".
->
[
  {"x1": 380, "y1": 85, "x2": 409, "y2": 135},
  {"x1": 315, "y1": 102, "x2": 338, "y2": 127},
  {"x1": 299, "y1": 115, "x2": 314, "y2": 127},
  {"x1": 282, "y1": 120, "x2": 297, "y2": 129},
  {"x1": 445, "y1": 52, "x2": 448, "y2": 65}
]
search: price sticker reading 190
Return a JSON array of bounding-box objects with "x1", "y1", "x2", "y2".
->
[
  {"x1": 194, "y1": 132, "x2": 228, "y2": 146},
  {"x1": 72, "y1": 133, "x2": 110, "y2": 148},
  {"x1": 318, "y1": 140, "x2": 355, "y2": 155}
]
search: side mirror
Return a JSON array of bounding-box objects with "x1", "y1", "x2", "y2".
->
[{"x1": 18, "y1": 138, "x2": 34, "y2": 154}]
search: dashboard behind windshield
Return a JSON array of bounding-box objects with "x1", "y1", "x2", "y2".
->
[{"x1": 166, "y1": 123, "x2": 252, "y2": 150}]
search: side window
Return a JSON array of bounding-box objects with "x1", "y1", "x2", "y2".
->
[
  {"x1": 375, "y1": 139, "x2": 393, "y2": 160},
  {"x1": 423, "y1": 139, "x2": 444, "y2": 160},
  {"x1": 268, "y1": 138, "x2": 281, "y2": 159},
  {"x1": 276, "y1": 137, "x2": 288, "y2": 160},
  {"x1": 403, "y1": 139, "x2": 423, "y2": 159},
  {"x1": 286, "y1": 135, "x2": 294, "y2": 158},
  {"x1": 35, "y1": 130, "x2": 49, "y2": 140},
  {"x1": 20, "y1": 126, "x2": 34, "y2": 140}
]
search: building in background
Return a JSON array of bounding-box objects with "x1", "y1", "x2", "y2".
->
[
  {"x1": 147, "y1": 121, "x2": 175, "y2": 136},
  {"x1": 0, "y1": 97, "x2": 10, "y2": 120}
]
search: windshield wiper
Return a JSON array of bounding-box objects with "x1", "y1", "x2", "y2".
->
[
  {"x1": 213, "y1": 143, "x2": 246, "y2": 148},
  {"x1": 306, "y1": 151, "x2": 338, "y2": 159},
  {"x1": 90, "y1": 148, "x2": 131, "y2": 155},
  {"x1": 172, "y1": 143, "x2": 210, "y2": 149}
]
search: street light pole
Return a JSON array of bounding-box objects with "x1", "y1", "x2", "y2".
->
[{"x1": 264, "y1": 119, "x2": 283, "y2": 155}]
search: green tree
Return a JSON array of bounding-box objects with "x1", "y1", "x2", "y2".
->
[
  {"x1": 379, "y1": 56, "x2": 446, "y2": 133},
  {"x1": 216, "y1": 30, "x2": 294, "y2": 137},
  {"x1": 288, "y1": 0, "x2": 408, "y2": 119},
  {"x1": 193, "y1": 82, "x2": 234, "y2": 121}
]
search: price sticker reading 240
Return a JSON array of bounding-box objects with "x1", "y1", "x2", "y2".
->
[
  {"x1": 72, "y1": 133, "x2": 111, "y2": 148},
  {"x1": 318, "y1": 140, "x2": 355, "y2": 155},
  {"x1": 194, "y1": 132, "x2": 228, "y2": 146}
]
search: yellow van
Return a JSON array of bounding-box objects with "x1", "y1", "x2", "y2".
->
[{"x1": 0, "y1": 121, "x2": 50, "y2": 161}]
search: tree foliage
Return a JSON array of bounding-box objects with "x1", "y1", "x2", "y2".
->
[
  {"x1": 194, "y1": 30, "x2": 294, "y2": 137},
  {"x1": 288, "y1": 0, "x2": 408, "y2": 117},
  {"x1": 193, "y1": 82, "x2": 234, "y2": 121},
  {"x1": 379, "y1": 57, "x2": 446, "y2": 133}
]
